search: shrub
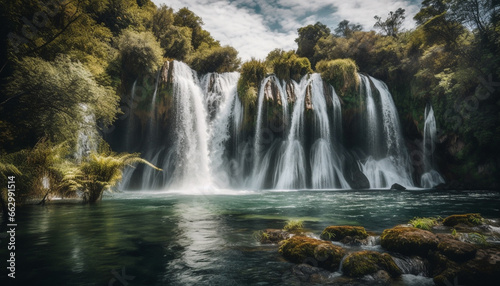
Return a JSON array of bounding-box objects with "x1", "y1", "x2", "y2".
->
[
  {"x1": 237, "y1": 59, "x2": 266, "y2": 107},
  {"x1": 283, "y1": 219, "x2": 304, "y2": 232},
  {"x1": 188, "y1": 45, "x2": 240, "y2": 74},
  {"x1": 409, "y1": 217, "x2": 441, "y2": 230},
  {"x1": 316, "y1": 58, "x2": 359, "y2": 96}
]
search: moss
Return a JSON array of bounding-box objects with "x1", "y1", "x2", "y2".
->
[
  {"x1": 442, "y1": 213, "x2": 483, "y2": 227},
  {"x1": 380, "y1": 226, "x2": 439, "y2": 256},
  {"x1": 316, "y1": 58, "x2": 359, "y2": 96},
  {"x1": 279, "y1": 236, "x2": 346, "y2": 271},
  {"x1": 342, "y1": 251, "x2": 402, "y2": 278},
  {"x1": 320, "y1": 226, "x2": 368, "y2": 241}
]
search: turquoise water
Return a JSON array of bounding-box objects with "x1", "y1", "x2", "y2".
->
[{"x1": 1, "y1": 190, "x2": 499, "y2": 285}]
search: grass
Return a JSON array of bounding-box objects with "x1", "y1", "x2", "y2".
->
[
  {"x1": 409, "y1": 216, "x2": 441, "y2": 230},
  {"x1": 283, "y1": 219, "x2": 304, "y2": 232}
]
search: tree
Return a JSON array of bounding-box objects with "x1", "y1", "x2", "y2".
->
[
  {"x1": 295, "y1": 22, "x2": 331, "y2": 66},
  {"x1": 334, "y1": 20, "x2": 363, "y2": 37},
  {"x1": 374, "y1": 8, "x2": 406, "y2": 37},
  {"x1": 118, "y1": 30, "x2": 164, "y2": 78},
  {"x1": 174, "y1": 7, "x2": 218, "y2": 50},
  {"x1": 316, "y1": 59, "x2": 359, "y2": 96},
  {"x1": 188, "y1": 45, "x2": 240, "y2": 74},
  {"x1": 4, "y1": 56, "x2": 119, "y2": 144}
]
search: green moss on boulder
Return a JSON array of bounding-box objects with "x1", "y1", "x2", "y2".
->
[
  {"x1": 442, "y1": 213, "x2": 483, "y2": 227},
  {"x1": 341, "y1": 251, "x2": 402, "y2": 278},
  {"x1": 320, "y1": 226, "x2": 368, "y2": 241},
  {"x1": 279, "y1": 236, "x2": 346, "y2": 271},
  {"x1": 380, "y1": 226, "x2": 439, "y2": 256}
]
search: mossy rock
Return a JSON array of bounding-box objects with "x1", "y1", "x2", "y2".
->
[
  {"x1": 257, "y1": 229, "x2": 291, "y2": 244},
  {"x1": 341, "y1": 250, "x2": 402, "y2": 278},
  {"x1": 320, "y1": 226, "x2": 368, "y2": 241},
  {"x1": 380, "y1": 226, "x2": 439, "y2": 256},
  {"x1": 437, "y1": 239, "x2": 477, "y2": 262},
  {"x1": 442, "y1": 213, "x2": 483, "y2": 227},
  {"x1": 279, "y1": 236, "x2": 346, "y2": 271}
]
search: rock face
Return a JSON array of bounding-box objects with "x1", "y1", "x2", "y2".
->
[
  {"x1": 442, "y1": 213, "x2": 483, "y2": 227},
  {"x1": 320, "y1": 226, "x2": 369, "y2": 242},
  {"x1": 341, "y1": 251, "x2": 402, "y2": 278},
  {"x1": 390, "y1": 183, "x2": 406, "y2": 190},
  {"x1": 279, "y1": 236, "x2": 346, "y2": 271},
  {"x1": 380, "y1": 226, "x2": 439, "y2": 256}
]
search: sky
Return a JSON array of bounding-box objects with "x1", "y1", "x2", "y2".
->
[{"x1": 152, "y1": 0, "x2": 422, "y2": 61}]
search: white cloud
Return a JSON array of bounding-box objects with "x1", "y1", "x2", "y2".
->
[{"x1": 152, "y1": 0, "x2": 421, "y2": 62}]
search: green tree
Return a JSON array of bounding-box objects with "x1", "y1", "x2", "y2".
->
[
  {"x1": 316, "y1": 58, "x2": 359, "y2": 96},
  {"x1": 174, "y1": 7, "x2": 218, "y2": 50},
  {"x1": 295, "y1": 22, "x2": 331, "y2": 66},
  {"x1": 188, "y1": 45, "x2": 240, "y2": 74},
  {"x1": 3, "y1": 56, "x2": 119, "y2": 144},
  {"x1": 374, "y1": 8, "x2": 406, "y2": 37},
  {"x1": 118, "y1": 29, "x2": 164, "y2": 79},
  {"x1": 334, "y1": 20, "x2": 363, "y2": 37}
]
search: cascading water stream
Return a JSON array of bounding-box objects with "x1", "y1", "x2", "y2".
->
[
  {"x1": 75, "y1": 103, "x2": 98, "y2": 161},
  {"x1": 420, "y1": 105, "x2": 445, "y2": 188},
  {"x1": 358, "y1": 76, "x2": 414, "y2": 188}
]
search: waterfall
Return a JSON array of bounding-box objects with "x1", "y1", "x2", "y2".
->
[
  {"x1": 75, "y1": 103, "x2": 98, "y2": 161},
  {"x1": 204, "y1": 72, "x2": 240, "y2": 187},
  {"x1": 116, "y1": 61, "x2": 429, "y2": 191},
  {"x1": 358, "y1": 76, "x2": 414, "y2": 188},
  {"x1": 274, "y1": 79, "x2": 307, "y2": 189},
  {"x1": 420, "y1": 105, "x2": 445, "y2": 188}
]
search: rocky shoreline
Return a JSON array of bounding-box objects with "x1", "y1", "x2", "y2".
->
[{"x1": 256, "y1": 214, "x2": 500, "y2": 285}]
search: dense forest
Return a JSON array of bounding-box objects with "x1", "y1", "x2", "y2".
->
[{"x1": 0, "y1": 0, "x2": 499, "y2": 205}]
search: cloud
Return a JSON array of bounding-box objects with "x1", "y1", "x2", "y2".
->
[{"x1": 152, "y1": 0, "x2": 421, "y2": 61}]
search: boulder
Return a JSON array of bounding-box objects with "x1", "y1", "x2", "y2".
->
[
  {"x1": 433, "y1": 248, "x2": 500, "y2": 286},
  {"x1": 437, "y1": 239, "x2": 477, "y2": 262},
  {"x1": 257, "y1": 229, "x2": 291, "y2": 244},
  {"x1": 341, "y1": 250, "x2": 402, "y2": 278},
  {"x1": 390, "y1": 183, "x2": 406, "y2": 190},
  {"x1": 320, "y1": 225, "x2": 368, "y2": 242},
  {"x1": 380, "y1": 226, "x2": 439, "y2": 256},
  {"x1": 279, "y1": 236, "x2": 346, "y2": 271},
  {"x1": 442, "y1": 213, "x2": 483, "y2": 227}
]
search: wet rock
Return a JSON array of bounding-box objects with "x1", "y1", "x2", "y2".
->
[
  {"x1": 442, "y1": 213, "x2": 483, "y2": 227},
  {"x1": 257, "y1": 229, "x2": 291, "y2": 244},
  {"x1": 433, "y1": 248, "x2": 500, "y2": 286},
  {"x1": 341, "y1": 251, "x2": 402, "y2": 278},
  {"x1": 279, "y1": 236, "x2": 346, "y2": 271},
  {"x1": 381, "y1": 226, "x2": 439, "y2": 256},
  {"x1": 437, "y1": 238, "x2": 477, "y2": 262},
  {"x1": 320, "y1": 226, "x2": 369, "y2": 242},
  {"x1": 390, "y1": 183, "x2": 406, "y2": 190}
]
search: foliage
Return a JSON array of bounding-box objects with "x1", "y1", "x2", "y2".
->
[
  {"x1": 334, "y1": 20, "x2": 362, "y2": 37},
  {"x1": 295, "y1": 22, "x2": 331, "y2": 66},
  {"x1": 118, "y1": 30, "x2": 164, "y2": 78},
  {"x1": 374, "y1": 8, "x2": 406, "y2": 37},
  {"x1": 188, "y1": 45, "x2": 240, "y2": 74},
  {"x1": 316, "y1": 58, "x2": 359, "y2": 96},
  {"x1": 64, "y1": 151, "x2": 161, "y2": 203},
  {"x1": 283, "y1": 219, "x2": 304, "y2": 232},
  {"x1": 4, "y1": 56, "x2": 119, "y2": 144},
  {"x1": 265, "y1": 49, "x2": 312, "y2": 82},
  {"x1": 237, "y1": 59, "x2": 267, "y2": 106},
  {"x1": 409, "y1": 217, "x2": 441, "y2": 230}
]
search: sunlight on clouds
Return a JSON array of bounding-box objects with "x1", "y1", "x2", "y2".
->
[{"x1": 152, "y1": 0, "x2": 420, "y2": 61}]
